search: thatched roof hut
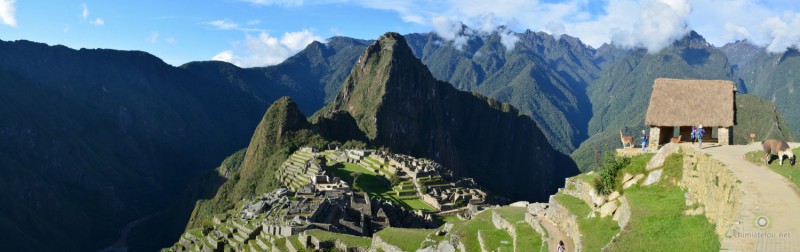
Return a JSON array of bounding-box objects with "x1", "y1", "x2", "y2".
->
[
  {"x1": 645, "y1": 78, "x2": 736, "y2": 127},
  {"x1": 644, "y1": 78, "x2": 737, "y2": 150}
]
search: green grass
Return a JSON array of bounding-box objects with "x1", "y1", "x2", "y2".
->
[
  {"x1": 659, "y1": 153, "x2": 685, "y2": 187},
  {"x1": 272, "y1": 237, "x2": 289, "y2": 251},
  {"x1": 575, "y1": 173, "x2": 597, "y2": 185},
  {"x1": 329, "y1": 162, "x2": 436, "y2": 211},
  {"x1": 514, "y1": 222, "x2": 543, "y2": 252},
  {"x1": 286, "y1": 235, "x2": 307, "y2": 252},
  {"x1": 493, "y1": 206, "x2": 527, "y2": 223},
  {"x1": 375, "y1": 228, "x2": 436, "y2": 252},
  {"x1": 621, "y1": 153, "x2": 655, "y2": 175},
  {"x1": 451, "y1": 211, "x2": 496, "y2": 252},
  {"x1": 555, "y1": 194, "x2": 619, "y2": 252},
  {"x1": 745, "y1": 147, "x2": 800, "y2": 189},
  {"x1": 604, "y1": 185, "x2": 720, "y2": 251},
  {"x1": 305, "y1": 229, "x2": 372, "y2": 248},
  {"x1": 433, "y1": 214, "x2": 461, "y2": 224},
  {"x1": 478, "y1": 228, "x2": 514, "y2": 251}
]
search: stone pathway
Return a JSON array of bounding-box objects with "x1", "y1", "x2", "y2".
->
[
  {"x1": 537, "y1": 216, "x2": 575, "y2": 252},
  {"x1": 698, "y1": 142, "x2": 800, "y2": 252}
]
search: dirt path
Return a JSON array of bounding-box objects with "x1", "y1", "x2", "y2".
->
[
  {"x1": 536, "y1": 216, "x2": 575, "y2": 252},
  {"x1": 698, "y1": 143, "x2": 800, "y2": 251}
]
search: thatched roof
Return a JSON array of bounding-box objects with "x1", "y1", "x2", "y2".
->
[{"x1": 645, "y1": 78, "x2": 736, "y2": 127}]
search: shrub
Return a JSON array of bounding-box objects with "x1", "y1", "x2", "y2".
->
[
  {"x1": 390, "y1": 175, "x2": 401, "y2": 187},
  {"x1": 594, "y1": 151, "x2": 630, "y2": 195}
]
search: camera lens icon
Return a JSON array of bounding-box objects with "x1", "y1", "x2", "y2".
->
[{"x1": 755, "y1": 216, "x2": 769, "y2": 229}]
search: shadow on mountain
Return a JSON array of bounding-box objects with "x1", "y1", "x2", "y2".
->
[{"x1": 681, "y1": 48, "x2": 711, "y2": 66}]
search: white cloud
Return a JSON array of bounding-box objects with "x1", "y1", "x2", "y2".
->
[
  {"x1": 430, "y1": 16, "x2": 470, "y2": 50},
  {"x1": 723, "y1": 23, "x2": 750, "y2": 42},
  {"x1": 280, "y1": 29, "x2": 323, "y2": 51},
  {"x1": 611, "y1": 0, "x2": 692, "y2": 53},
  {"x1": 82, "y1": 3, "x2": 104, "y2": 26},
  {"x1": 82, "y1": 3, "x2": 89, "y2": 19},
  {"x1": 166, "y1": 36, "x2": 177, "y2": 44},
  {"x1": 341, "y1": 0, "x2": 800, "y2": 53},
  {"x1": 91, "y1": 17, "x2": 104, "y2": 26},
  {"x1": 212, "y1": 50, "x2": 235, "y2": 62},
  {"x1": 0, "y1": 0, "x2": 16, "y2": 27},
  {"x1": 208, "y1": 19, "x2": 239, "y2": 30},
  {"x1": 498, "y1": 26, "x2": 520, "y2": 51},
  {"x1": 147, "y1": 32, "x2": 159, "y2": 44},
  {"x1": 762, "y1": 11, "x2": 800, "y2": 53},
  {"x1": 212, "y1": 29, "x2": 323, "y2": 67},
  {"x1": 205, "y1": 19, "x2": 264, "y2": 32}
]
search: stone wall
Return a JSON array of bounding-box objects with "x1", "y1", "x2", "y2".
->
[
  {"x1": 649, "y1": 126, "x2": 662, "y2": 151},
  {"x1": 561, "y1": 177, "x2": 596, "y2": 208},
  {"x1": 718, "y1": 127, "x2": 731, "y2": 145},
  {"x1": 544, "y1": 195, "x2": 582, "y2": 252},
  {"x1": 679, "y1": 147, "x2": 741, "y2": 239}
]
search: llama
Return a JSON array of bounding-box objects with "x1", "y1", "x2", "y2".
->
[
  {"x1": 670, "y1": 135, "x2": 682, "y2": 143},
  {"x1": 762, "y1": 139, "x2": 796, "y2": 166},
  {"x1": 620, "y1": 130, "x2": 634, "y2": 149}
]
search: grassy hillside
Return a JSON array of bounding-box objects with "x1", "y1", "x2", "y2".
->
[
  {"x1": 734, "y1": 94, "x2": 796, "y2": 144},
  {"x1": 185, "y1": 97, "x2": 327, "y2": 229}
]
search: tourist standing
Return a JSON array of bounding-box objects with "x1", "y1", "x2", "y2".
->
[
  {"x1": 641, "y1": 130, "x2": 648, "y2": 151},
  {"x1": 691, "y1": 126, "x2": 697, "y2": 145},
  {"x1": 697, "y1": 125, "x2": 706, "y2": 148},
  {"x1": 557, "y1": 240, "x2": 566, "y2": 252}
]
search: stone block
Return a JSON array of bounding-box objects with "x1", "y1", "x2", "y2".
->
[
  {"x1": 600, "y1": 201, "x2": 618, "y2": 218},
  {"x1": 608, "y1": 191, "x2": 620, "y2": 201},
  {"x1": 623, "y1": 174, "x2": 644, "y2": 189},
  {"x1": 642, "y1": 169, "x2": 663, "y2": 186}
]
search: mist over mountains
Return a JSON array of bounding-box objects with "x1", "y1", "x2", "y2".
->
[{"x1": 1, "y1": 26, "x2": 798, "y2": 251}]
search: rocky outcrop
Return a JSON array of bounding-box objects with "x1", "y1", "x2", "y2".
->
[
  {"x1": 647, "y1": 143, "x2": 680, "y2": 170},
  {"x1": 613, "y1": 196, "x2": 632, "y2": 229}
]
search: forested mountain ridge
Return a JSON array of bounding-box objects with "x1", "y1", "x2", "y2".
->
[{"x1": 319, "y1": 32, "x2": 580, "y2": 201}]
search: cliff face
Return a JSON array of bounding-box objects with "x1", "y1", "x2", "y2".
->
[{"x1": 325, "y1": 32, "x2": 579, "y2": 201}]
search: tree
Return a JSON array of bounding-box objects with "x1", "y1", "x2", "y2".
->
[
  {"x1": 390, "y1": 175, "x2": 401, "y2": 187},
  {"x1": 350, "y1": 172, "x2": 362, "y2": 189},
  {"x1": 343, "y1": 140, "x2": 368, "y2": 149}
]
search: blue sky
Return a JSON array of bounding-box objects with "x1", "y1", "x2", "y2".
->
[{"x1": 1, "y1": 0, "x2": 799, "y2": 67}]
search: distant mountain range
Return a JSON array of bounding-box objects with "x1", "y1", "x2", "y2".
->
[{"x1": 0, "y1": 27, "x2": 797, "y2": 251}]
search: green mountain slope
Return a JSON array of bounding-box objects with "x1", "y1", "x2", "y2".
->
[
  {"x1": 0, "y1": 38, "x2": 348, "y2": 251},
  {"x1": 572, "y1": 31, "x2": 740, "y2": 170},
  {"x1": 185, "y1": 97, "x2": 325, "y2": 229},
  {"x1": 734, "y1": 94, "x2": 796, "y2": 143},
  {"x1": 402, "y1": 30, "x2": 598, "y2": 154},
  {"x1": 320, "y1": 32, "x2": 579, "y2": 201},
  {"x1": 720, "y1": 41, "x2": 800, "y2": 136}
]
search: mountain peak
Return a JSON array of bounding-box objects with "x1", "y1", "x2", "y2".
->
[
  {"x1": 252, "y1": 96, "x2": 308, "y2": 143},
  {"x1": 325, "y1": 32, "x2": 578, "y2": 201},
  {"x1": 331, "y1": 32, "x2": 436, "y2": 138}
]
